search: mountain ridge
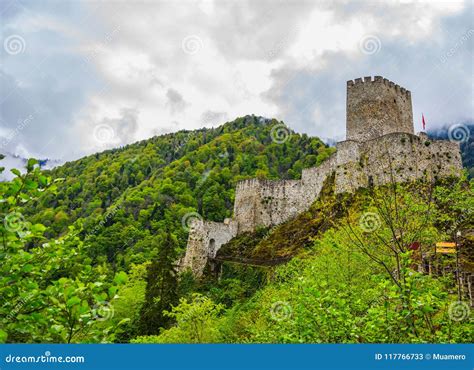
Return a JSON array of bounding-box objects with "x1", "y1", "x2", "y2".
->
[{"x1": 24, "y1": 115, "x2": 334, "y2": 268}]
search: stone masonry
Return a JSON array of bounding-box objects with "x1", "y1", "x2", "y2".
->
[
  {"x1": 346, "y1": 76, "x2": 414, "y2": 141},
  {"x1": 181, "y1": 76, "x2": 463, "y2": 277}
]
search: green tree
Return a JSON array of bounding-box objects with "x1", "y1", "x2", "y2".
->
[
  {"x1": 0, "y1": 159, "x2": 126, "y2": 343},
  {"x1": 138, "y1": 231, "x2": 179, "y2": 334},
  {"x1": 132, "y1": 293, "x2": 224, "y2": 343}
]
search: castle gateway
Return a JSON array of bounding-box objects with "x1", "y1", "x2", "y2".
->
[{"x1": 182, "y1": 76, "x2": 463, "y2": 277}]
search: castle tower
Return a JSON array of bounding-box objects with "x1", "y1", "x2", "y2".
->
[{"x1": 346, "y1": 76, "x2": 414, "y2": 141}]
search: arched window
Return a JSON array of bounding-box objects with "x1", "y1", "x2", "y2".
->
[{"x1": 208, "y1": 238, "x2": 216, "y2": 257}]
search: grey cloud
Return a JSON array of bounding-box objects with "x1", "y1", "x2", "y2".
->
[
  {"x1": 1, "y1": 0, "x2": 472, "y2": 162},
  {"x1": 0, "y1": 0, "x2": 106, "y2": 160},
  {"x1": 90, "y1": 108, "x2": 139, "y2": 147},
  {"x1": 166, "y1": 88, "x2": 189, "y2": 114},
  {"x1": 112, "y1": 108, "x2": 139, "y2": 144},
  {"x1": 263, "y1": 59, "x2": 348, "y2": 141},
  {"x1": 263, "y1": 2, "x2": 473, "y2": 141},
  {"x1": 200, "y1": 110, "x2": 228, "y2": 126},
  {"x1": 210, "y1": 0, "x2": 316, "y2": 61},
  {"x1": 0, "y1": 65, "x2": 95, "y2": 160}
]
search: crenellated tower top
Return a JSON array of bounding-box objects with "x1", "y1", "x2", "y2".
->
[{"x1": 346, "y1": 76, "x2": 414, "y2": 142}]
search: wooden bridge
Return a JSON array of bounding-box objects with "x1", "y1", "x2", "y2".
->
[{"x1": 209, "y1": 255, "x2": 292, "y2": 267}]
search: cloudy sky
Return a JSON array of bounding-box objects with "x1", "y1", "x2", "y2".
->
[{"x1": 0, "y1": 0, "x2": 472, "y2": 161}]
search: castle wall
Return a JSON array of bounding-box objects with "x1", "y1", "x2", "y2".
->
[
  {"x1": 257, "y1": 179, "x2": 303, "y2": 230},
  {"x1": 183, "y1": 131, "x2": 462, "y2": 277},
  {"x1": 234, "y1": 179, "x2": 304, "y2": 233},
  {"x1": 301, "y1": 154, "x2": 337, "y2": 193},
  {"x1": 233, "y1": 179, "x2": 260, "y2": 233},
  {"x1": 181, "y1": 219, "x2": 237, "y2": 276},
  {"x1": 182, "y1": 76, "x2": 463, "y2": 278},
  {"x1": 232, "y1": 132, "x2": 462, "y2": 235},
  {"x1": 334, "y1": 133, "x2": 462, "y2": 193},
  {"x1": 346, "y1": 76, "x2": 413, "y2": 141}
]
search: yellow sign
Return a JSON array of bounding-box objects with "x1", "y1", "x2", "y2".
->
[
  {"x1": 436, "y1": 248, "x2": 456, "y2": 254},
  {"x1": 435, "y1": 242, "x2": 456, "y2": 248}
]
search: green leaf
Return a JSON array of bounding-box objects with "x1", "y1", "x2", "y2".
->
[
  {"x1": 25, "y1": 179, "x2": 38, "y2": 190},
  {"x1": 10, "y1": 168, "x2": 21, "y2": 177},
  {"x1": 49, "y1": 325, "x2": 63, "y2": 334},
  {"x1": 66, "y1": 296, "x2": 81, "y2": 308},
  {"x1": 30, "y1": 224, "x2": 47, "y2": 233},
  {"x1": 108, "y1": 286, "x2": 118, "y2": 296},
  {"x1": 117, "y1": 318, "x2": 131, "y2": 326},
  {"x1": 22, "y1": 264, "x2": 33, "y2": 273},
  {"x1": 26, "y1": 158, "x2": 38, "y2": 171},
  {"x1": 113, "y1": 271, "x2": 128, "y2": 285},
  {"x1": 0, "y1": 329, "x2": 7, "y2": 343},
  {"x1": 38, "y1": 175, "x2": 49, "y2": 186}
]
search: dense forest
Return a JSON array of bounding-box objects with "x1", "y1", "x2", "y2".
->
[{"x1": 0, "y1": 116, "x2": 472, "y2": 343}]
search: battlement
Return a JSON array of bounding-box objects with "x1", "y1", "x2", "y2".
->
[
  {"x1": 347, "y1": 76, "x2": 411, "y2": 99},
  {"x1": 236, "y1": 178, "x2": 262, "y2": 191},
  {"x1": 236, "y1": 178, "x2": 301, "y2": 193}
]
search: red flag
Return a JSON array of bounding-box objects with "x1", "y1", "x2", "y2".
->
[
  {"x1": 422, "y1": 114, "x2": 426, "y2": 131},
  {"x1": 409, "y1": 241, "x2": 420, "y2": 250}
]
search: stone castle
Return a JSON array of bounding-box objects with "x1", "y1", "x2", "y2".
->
[{"x1": 182, "y1": 76, "x2": 463, "y2": 277}]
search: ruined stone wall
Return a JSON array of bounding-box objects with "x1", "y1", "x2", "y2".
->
[
  {"x1": 182, "y1": 132, "x2": 462, "y2": 277},
  {"x1": 232, "y1": 132, "x2": 462, "y2": 233},
  {"x1": 234, "y1": 179, "x2": 302, "y2": 233},
  {"x1": 301, "y1": 154, "x2": 337, "y2": 195},
  {"x1": 254, "y1": 179, "x2": 303, "y2": 231},
  {"x1": 232, "y1": 179, "x2": 259, "y2": 234},
  {"x1": 181, "y1": 219, "x2": 237, "y2": 277},
  {"x1": 334, "y1": 132, "x2": 462, "y2": 193},
  {"x1": 346, "y1": 76, "x2": 413, "y2": 141},
  {"x1": 233, "y1": 156, "x2": 337, "y2": 233}
]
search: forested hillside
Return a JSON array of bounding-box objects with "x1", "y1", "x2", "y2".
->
[
  {"x1": 1, "y1": 117, "x2": 472, "y2": 344},
  {"x1": 134, "y1": 176, "x2": 474, "y2": 344},
  {"x1": 26, "y1": 116, "x2": 334, "y2": 267},
  {"x1": 0, "y1": 117, "x2": 338, "y2": 342}
]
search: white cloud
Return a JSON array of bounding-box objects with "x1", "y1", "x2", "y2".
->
[{"x1": 0, "y1": 0, "x2": 471, "y2": 161}]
